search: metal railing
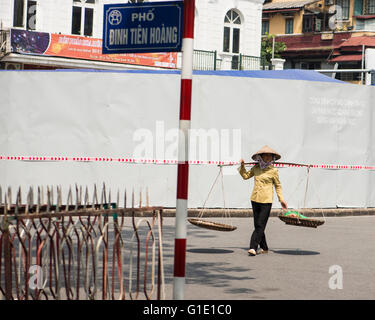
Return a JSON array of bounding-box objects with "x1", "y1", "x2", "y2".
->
[
  {"x1": 193, "y1": 49, "x2": 218, "y2": 70},
  {"x1": 315, "y1": 69, "x2": 375, "y2": 85},
  {"x1": 0, "y1": 29, "x2": 9, "y2": 55},
  {"x1": 0, "y1": 184, "x2": 165, "y2": 300},
  {"x1": 239, "y1": 54, "x2": 265, "y2": 71},
  {"x1": 193, "y1": 50, "x2": 265, "y2": 71}
]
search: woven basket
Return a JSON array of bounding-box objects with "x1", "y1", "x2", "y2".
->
[
  {"x1": 188, "y1": 218, "x2": 237, "y2": 232},
  {"x1": 278, "y1": 214, "x2": 325, "y2": 228}
]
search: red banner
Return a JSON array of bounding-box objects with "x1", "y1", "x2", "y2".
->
[
  {"x1": 45, "y1": 33, "x2": 178, "y2": 68},
  {"x1": 10, "y1": 29, "x2": 178, "y2": 68}
]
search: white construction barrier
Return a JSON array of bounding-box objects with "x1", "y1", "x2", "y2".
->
[{"x1": 0, "y1": 69, "x2": 374, "y2": 208}]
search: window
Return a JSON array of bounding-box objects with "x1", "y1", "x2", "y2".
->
[
  {"x1": 315, "y1": 18, "x2": 322, "y2": 31},
  {"x1": 262, "y1": 20, "x2": 269, "y2": 35},
  {"x1": 72, "y1": 0, "x2": 95, "y2": 36},
  {"x1": 13, "y1": 0, "x2": 37, "y2": 30},
  {"x1": 72, "y1": 6, "x2": 81, "y2": 35},
  {"x1": 336, "y1": 0, "x2": 350, "y2": 20},
  {"x1": 232, "y1": 28, "x2": 240, "y2": 53},
  {"x1": 223, "y1": 26, "x2": 230, "y2": 52},
  {"x1": 300, "y1": 62, "x2": 321, "y2": 70},
  {"x1": 366, "y1": 0, "x2": 375, "y2": 14},
  {"x1": 302, "y1": 15, "x2": 314, "y2": 32},
  {"x1": 13, "y1": 0, "x2": 24, "y2": 27},
  {"x1": 223, "y1": 9, "x2": 241, "y2": 54},
  {"x1": 285, "y1": 18, "x2": 294, "y2": 34},
  {"x1": 354, "y1": 0, "x2": 363, "y2": 15},
  {"x1": 27, "y1": 1, "x2": 37, "y2": 30}
]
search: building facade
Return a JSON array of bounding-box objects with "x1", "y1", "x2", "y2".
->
[
  {"x1": 0, "y1": 0, "x2": 265, "y2": 71},
  {"x1": 194, "y1": 0, "x2": 264, "y2": 69},
  {"x1": 262, "y1": 0, "x2": 375, "y2": 83}
]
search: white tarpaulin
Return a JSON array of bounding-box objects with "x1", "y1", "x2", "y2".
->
[{"x1": 0, "y1": 69, "x2": 374, "y2": 208}]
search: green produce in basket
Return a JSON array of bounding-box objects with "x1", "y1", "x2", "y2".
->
[{"x1": 283, "y1": 210, "x2": 308, "y2": 219}]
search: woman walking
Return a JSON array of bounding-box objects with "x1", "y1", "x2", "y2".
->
[{"x1": 239, "y1": 145, "x2": 287, "y2": 256}]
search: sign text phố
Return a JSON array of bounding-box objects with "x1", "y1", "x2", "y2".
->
[{"x1": 103, "y1": 2, "x2": 183, "y2": 54}]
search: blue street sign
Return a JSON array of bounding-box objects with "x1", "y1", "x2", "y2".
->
[{"x1": 102, "y1": 1, "x2": 183, "y2": 54}]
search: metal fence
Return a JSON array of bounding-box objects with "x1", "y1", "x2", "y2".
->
[
  {"x1": 239, "y1": 54, "x2": 266, "y2": 71},
  {"x1": 0, "y1": 29, "x2": 8, "y2": 55},
  {"x1": 193, "y1": 50, "x2": 265, "y2": 71},
  {"x1": 0, "y1": 185, "x2": 165, "y2": 300},
  {"x1": 193, "y1": 49, "x2": 218, "y2": 71}
]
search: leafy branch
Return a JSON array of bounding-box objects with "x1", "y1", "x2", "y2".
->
[{"x1": 261, "y1": 33, "x2": 286, "y2": 66}]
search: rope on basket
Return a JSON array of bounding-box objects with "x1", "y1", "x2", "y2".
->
[
  {"x1": 278, "y1": 165, "x2": 325, "y2": 228},
  {"x1": 188, "y1": 166, "x2": 237, "y2": 232}
]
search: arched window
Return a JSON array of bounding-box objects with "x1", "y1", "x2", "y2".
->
[{"x1": 223, "y1": 9, "x2": 241, "y2": 54}]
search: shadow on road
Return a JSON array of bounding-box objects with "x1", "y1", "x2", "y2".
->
[
  {"x1": 187, "y1": 248, "x2": 234, "y2": 254},
  {"x1": 185, "y1": 261, "x2": 255, "y2": 287},
  {"x1": 271, "y1": 249, "x2": 320, "y2": 255}
]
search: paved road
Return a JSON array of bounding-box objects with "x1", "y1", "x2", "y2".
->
[{"x1": 160, "y1": 216, "x2": 375, "y2": 300}]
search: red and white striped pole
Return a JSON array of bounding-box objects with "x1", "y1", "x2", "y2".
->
[{"x1": 173, "y1": 0, "x2": 195, "y2": 300}]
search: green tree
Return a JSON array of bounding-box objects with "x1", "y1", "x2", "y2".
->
[{"x1": 261, "y1": 33, "x2": 286, "y2": 67}]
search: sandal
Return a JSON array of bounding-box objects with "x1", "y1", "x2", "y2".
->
[{"x1": 248, "y1": 249, "x2": 256, "y2": 256}]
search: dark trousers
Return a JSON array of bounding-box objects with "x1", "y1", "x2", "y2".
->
[{"x1": 249, "y1": 201, "x2": 272, "y2": 251}]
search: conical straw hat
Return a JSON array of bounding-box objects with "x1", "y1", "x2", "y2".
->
[{"x1": 251, "y1": 145, "x2": 281, "y2": 161}]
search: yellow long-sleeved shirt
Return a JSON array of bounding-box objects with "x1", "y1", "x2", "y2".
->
[{"x1": 239, "y1": 163, "x2": 284, "y2": 204}]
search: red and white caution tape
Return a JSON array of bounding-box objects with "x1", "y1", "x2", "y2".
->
[{"x1": 1, "y1": 156, "x2": 375, "y2": 170}]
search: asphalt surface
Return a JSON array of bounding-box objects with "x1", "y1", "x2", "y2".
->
[{"x1": 160, "y1": 216, "x2": 375, "y2": 300}]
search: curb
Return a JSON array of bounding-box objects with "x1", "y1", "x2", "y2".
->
[{"x1": 160, "y1": 208, "x2": 375, "y2": 218}]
